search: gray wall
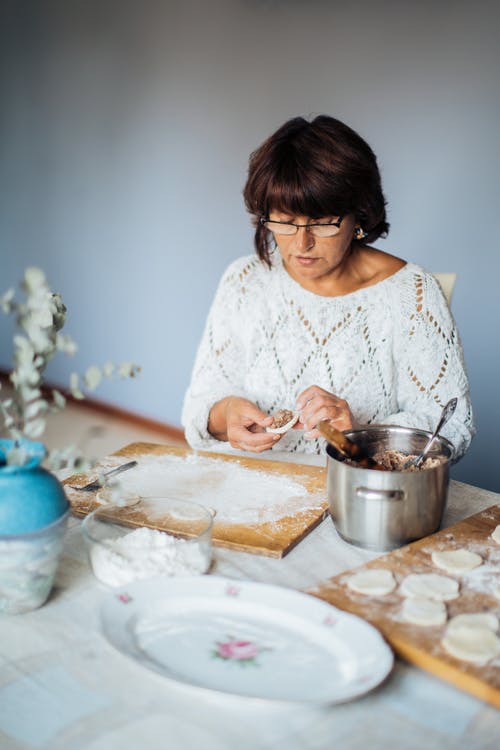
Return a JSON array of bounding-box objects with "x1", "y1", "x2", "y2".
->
[{"x1": 1, "y1": 0, "x2": 498, "y2": 491}]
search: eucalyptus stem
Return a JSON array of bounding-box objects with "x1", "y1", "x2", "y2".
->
[{"x1": 1, "y1": 267, "x2": 140, "y2": 469}]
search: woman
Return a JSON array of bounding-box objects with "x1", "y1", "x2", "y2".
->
[{"x1": 182, "y1": 116, "x2": 475, "y2": 459}]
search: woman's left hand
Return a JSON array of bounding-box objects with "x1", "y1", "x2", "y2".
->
[{"x1": 295, "y1": 385, "x2": 354, "y2": 439}]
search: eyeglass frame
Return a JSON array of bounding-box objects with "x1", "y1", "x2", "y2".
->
[{"x1": 259, "y1": 216, "x2": 345, "y2": 237}]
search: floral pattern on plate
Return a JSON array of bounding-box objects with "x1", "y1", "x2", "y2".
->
[{"x1": 213, "y1": 636, "x2": 269, "y2": 666}]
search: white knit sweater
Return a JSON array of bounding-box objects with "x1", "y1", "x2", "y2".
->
[{"x1": 182, "y1": 254, "x2": 475, "y2": 459}]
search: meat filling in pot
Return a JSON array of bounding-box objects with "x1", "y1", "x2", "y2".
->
[
  {"x1": 372, "y1": 449, "x2": 445, "y2": 472},
  {"x1": 343, "y1": 449, "x2": 445, "y2": 471}
]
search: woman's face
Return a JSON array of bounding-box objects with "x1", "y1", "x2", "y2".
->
[{"x1": 268, "y1": 209, "x2": 357, "y2": 290}]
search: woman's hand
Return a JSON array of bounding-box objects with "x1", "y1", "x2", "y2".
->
[
  {"x1": 295, "y1": 386, "x2": 354, "y2": 439},
  {"x1": 208, "y1": 397, "x2": 280, "y2": 452}
]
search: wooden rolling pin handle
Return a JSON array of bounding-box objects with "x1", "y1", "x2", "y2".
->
[
  {"x1": 356, "y1": 456, "x2": 387, "y2": 471},
  {"x1": 318, "y1": 421, "x2": 387, "y2": 471}
]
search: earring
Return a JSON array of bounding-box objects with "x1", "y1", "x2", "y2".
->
[{"x1": 354, "y1": 226, "x2": 367, "y2": 241}]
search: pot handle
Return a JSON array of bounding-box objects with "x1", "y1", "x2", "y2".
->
[{"x1": 355, "y1": 487, "x2": 405, "y2": 502}]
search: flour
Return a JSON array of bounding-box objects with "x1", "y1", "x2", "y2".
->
[
  {"x1": 89, "y1": 527, "x2": 208, "y2": 587},
  {"x1": 98, "y1": 453, "x2": 324, "y2": 525}
]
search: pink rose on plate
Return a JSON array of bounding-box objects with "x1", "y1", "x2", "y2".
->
[{"x1": 215, "y1": 638, "x2": 259, "y2": 662}]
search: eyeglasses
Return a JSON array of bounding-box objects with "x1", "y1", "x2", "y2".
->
[{"x1": 260, "y1": 216, "x2": 344, "y2": 238}]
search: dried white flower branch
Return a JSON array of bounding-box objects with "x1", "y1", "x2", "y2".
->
[{"x1": 1, "y1": 267, "x2": 141, "y2": 470}]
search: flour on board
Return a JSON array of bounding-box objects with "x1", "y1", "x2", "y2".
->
[{"x1": 99, "y1": 453, "x2": 324, "y2": 525}]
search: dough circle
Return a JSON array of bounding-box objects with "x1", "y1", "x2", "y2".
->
[
  {"x1": 491, "y1": 524, "x2": 500, "y2": 544},
  {"x1": 401, "y1": 596, "x2": 447, "y2": 626},
  {"x1": 431, "y1": 549, "x2": 482, "y2": 575},
  {"x1": 346, "y1": 568, "x2": 396, "y2": 596},
  {"x1": 447, "y1": 612, "x2": 499, "y2": 633},
  {"x1": 265, "y1": 412, "x2": 299, "y2": 434},
  {"x1": 399, "y1": 573, "x2": 459, "y2": 601},
  {"x1": 442, "y1": 626, "x2": 500, "y2": 663}
]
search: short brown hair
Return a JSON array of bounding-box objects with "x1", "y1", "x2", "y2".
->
[{"x1": 243, "y1": 115, "x2": 389, "y2": 266}]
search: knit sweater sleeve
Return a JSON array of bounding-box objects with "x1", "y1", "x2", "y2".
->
[
  {"x1": 381, "y1": 269, "x2": 475, "y2": 460},
  {"x1": 181, "y1": 258, "x2": 253, "y2": 450}
]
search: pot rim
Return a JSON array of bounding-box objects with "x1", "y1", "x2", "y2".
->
[{"x1": 325, "y1": 424, "x2": 454, "y2": 471}]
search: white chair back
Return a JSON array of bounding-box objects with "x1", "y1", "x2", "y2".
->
[{"x1": 433, "y1": 273, "x2": 457, "y2": 305}]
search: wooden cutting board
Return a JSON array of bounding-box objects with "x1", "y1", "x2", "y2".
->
[
  {"x1": 64, "y1": 442, "x2": 328, "y2": 558},
  {"x1": 309, "y1": 503, "x2": 500, "y2": 707}
]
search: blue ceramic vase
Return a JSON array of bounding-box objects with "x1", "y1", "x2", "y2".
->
[
  {"x1": 0, "y1": 439, "x2": 69, "y2": 534},
  {"x1": 0, "y1": 439, "x2": 70, "y2": 614}
]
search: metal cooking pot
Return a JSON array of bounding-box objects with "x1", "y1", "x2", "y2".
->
[{"x1": 326, "y1": 426, "x2": 453, "y2": 552}]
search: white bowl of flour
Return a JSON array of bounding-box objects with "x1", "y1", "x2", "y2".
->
[{"x1": 81, "y1": 498, "x2": 213, "y2": 587}]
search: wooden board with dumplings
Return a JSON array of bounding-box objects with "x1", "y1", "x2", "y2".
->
[{"x1": 309, "y1": 503, "x2": 500, "y2": 707}]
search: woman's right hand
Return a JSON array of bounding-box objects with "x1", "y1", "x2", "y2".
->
[{"x1": 208, "y1": 397, "x2": 280, "y2": 452}]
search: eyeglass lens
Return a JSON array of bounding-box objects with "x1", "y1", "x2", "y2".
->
[{"x1": 262, "y1": 220, "x2": 341, "y2": 238}]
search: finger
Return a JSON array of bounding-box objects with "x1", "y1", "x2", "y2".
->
[
  {"x1": 230, "y1": 434, "x2": 280, "y2": 451},
  {"x1": 304, "y1": 428, "x2": 321, "y2": 440},
  {"x1": 238, "y1": 440, "x2": 279, "y2": 453},
  {"x1": 248, "y1": 423, "x2": 267, "y2": 434},
  {"x1": 313, "y1": 414, "x2": 353, "y2": 435},
  {"x1": 302, "y1": 404, "x2": 343, "y2": 432},
  {"x1": 305, "y1": 417, "x2": 349, "y2": 440},
  {"x1": 230, "y1": 428, "x2": 280, "y2": 448},
  {"x1": 326, "y1": 414, "x2": 353, "y2": 432},
  {"x1": 244, "y1": 407, "x2": 274, "y2": 428},
  {"x1": 297, "y1": 399, "x2": 318, "y2": 425},
  {"x1": 296, "y1": 385, "x2": 329, "y2": 410},
  {"x1": 260, "y1": 414, "x2": 275, "y2": 427},
  {"x1": 297, "y1": 393, "x2": 342, "y2": 422},
  {"x1": 300, "y1": 401, "x2": 344, "y2": 431},
  {"x1": 301, "y1": 393, "x2": 338, "y2": 414},
  {"x1": 229, "y1": 415, "x2": 273, "y2": 438}
]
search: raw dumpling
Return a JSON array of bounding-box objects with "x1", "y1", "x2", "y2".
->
[
  {"x1": 346, "y1": 568, "x2": 397, "y2": 596},
  {"x1": 447, "y1": 612, "x2": 498, "y2": 633},
  {"x1": 442, "y1": 626, "x2": 500, "y2": 663},
  {"x1": 399, "y1": 573, "x2": 459, "y2": 601},
  {"x1": 401, "y1": 596, "x2": 447, "y2": 626},
  {"x1": 441, "y1": 610, "x2": 500, "y2": 663},
  {"x1": 431, "y1": 549, "x2": 482, "y2": 575}
]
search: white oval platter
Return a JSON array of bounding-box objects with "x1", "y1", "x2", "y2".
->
[{"x1": 100, "y1": 575, "x2": 393, "y2": 705}]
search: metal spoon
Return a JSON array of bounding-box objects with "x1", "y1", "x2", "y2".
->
[
  {"x1": 69, "y1": 460, "x2": 138, "y2": 492},
  {"x1": 403, "y1": 398, "x2": 458, "y2": 470}
]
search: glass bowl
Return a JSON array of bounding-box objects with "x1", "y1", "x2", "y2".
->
[
  {"x1": 0, "y1": 510, "x2": 69, "y2": 614},
  {"x1": 81, "y1": 497, "x2": 213, "y2": 587}
]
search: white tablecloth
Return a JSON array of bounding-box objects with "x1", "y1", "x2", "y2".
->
[{"x1": 0, "y1": 452, "x2": 499, "y2": 750}]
